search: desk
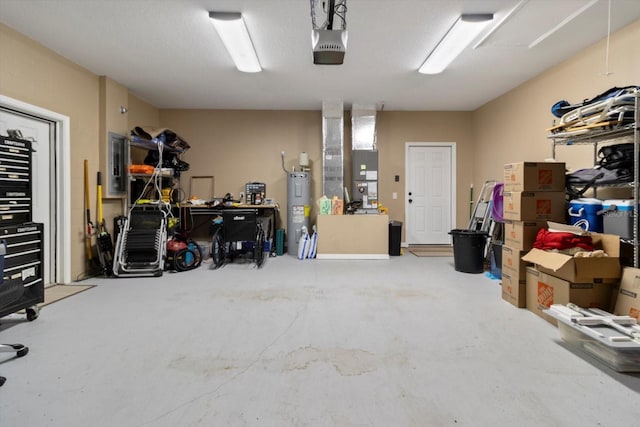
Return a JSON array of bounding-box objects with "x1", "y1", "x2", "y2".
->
[{"x1": 180, "y1": 203, "x2": 279, "y2": 252}]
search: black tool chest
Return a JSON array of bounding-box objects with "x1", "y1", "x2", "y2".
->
[
  {"x1": 0, "y1": 135, "x2": 44, "y2": 320},
  {"x1": 0, "y1": 136, "x2": 32, "y2": 225}
]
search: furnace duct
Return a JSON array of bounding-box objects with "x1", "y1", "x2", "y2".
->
[
  {"x1": 322, "y1": 100, "x2": 344, "y2": 199},
  {"x1": 351, "y1": 104, "x2": 376, "y2": 150},
  {"x1": 351, "y1": 104, "x2": 378, "y2": 212}
]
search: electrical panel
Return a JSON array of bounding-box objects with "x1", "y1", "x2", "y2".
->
[{"x1": 106, "y1": 132, "x2": 127, "y2": 197}]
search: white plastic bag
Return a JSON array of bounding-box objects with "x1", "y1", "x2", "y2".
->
[
  {"x1": 297, "y1": 226, "x2": 311, "y2": 260},
  {"x1": 307, "y1": 225, "x2": 318, "y2": 259}
]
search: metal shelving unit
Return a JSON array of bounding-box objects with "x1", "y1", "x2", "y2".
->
[
  {"x1": 126, "y1": 137, "x2": 182, "y2": 211},
  {"x1": 549, "y1": 92, "x2": 639, "y2": 266}
]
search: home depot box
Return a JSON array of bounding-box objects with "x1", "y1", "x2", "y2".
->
[
  {"x1": 502, "y1": 245, "x2": 530, "y2": 280},
  {"x1": 503, "y1": 161, "x2": 566, "y2": 192},
  {"x1": 614, "y1": 267, "x2": 640, "y2": 320},
  {"x1": 501, "y1": 271, "x2": 526, "y2": 308},
  {"x1": 521, "y1": 230, "x2": 621, "y2": 283},
  {"x1": 503, "y1": 220, "x2": 546, "y2": 251},
  {"x1": 526, "y1": 267, "x2": 616, "y2": 325},
  {"x1": 502, "y1": 191, "x2": 566, "y2": 222}
]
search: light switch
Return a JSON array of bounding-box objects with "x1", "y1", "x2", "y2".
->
[{"x1": 392, "y1": 192, "x2": 397, "y2": 199}]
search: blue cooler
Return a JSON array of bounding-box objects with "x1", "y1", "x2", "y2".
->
[
  {"x1": 568, "y1": 198, "x2": 603, "y2": 232},
  {"x1": 602, "y1": 199, "x2": 637, "y2": 240}
]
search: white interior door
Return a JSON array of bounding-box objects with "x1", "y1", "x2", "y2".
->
[
  {"x1": 0, "y1": 109, "x2": 54, "y2": 285},
  {"x1": 406, "y1": 143, "x2": 455, "y2": 245}
]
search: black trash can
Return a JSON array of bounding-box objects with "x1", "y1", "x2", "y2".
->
[
  {"x1": 389, "y1": 221, "x2": 402, "y2": 256},
  {"x1": 449, "y1": 229, "x2": 488, "y2": 273}
]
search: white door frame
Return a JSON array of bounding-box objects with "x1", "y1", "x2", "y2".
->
[
  {"x1": 0, "y1": 94, "x2": 71, "y2": 284},
  {"x1": 405, "y1": 142, "x2": 456, "y2": 245}
]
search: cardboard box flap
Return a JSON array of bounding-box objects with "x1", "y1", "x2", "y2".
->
[
  {"x1": 592, "y1": 233, "x2": 620, "y2": 257},
  {"x1": 522, "y1": 248, "x2": 570, "y2": 272}
]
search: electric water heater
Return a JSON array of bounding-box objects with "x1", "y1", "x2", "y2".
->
[{"x1": 286, "y1": 171, "x2": 311, "y2": 255}]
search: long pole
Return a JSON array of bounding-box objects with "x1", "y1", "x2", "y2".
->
[
  {"x1": 469, "y1": 183, "x2": 474, "y2": 219},
  {"x1": 84, "y1": 160, "x2": 94, "y2": 264}
]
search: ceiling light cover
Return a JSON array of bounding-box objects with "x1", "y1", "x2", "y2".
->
[
  {"x1": 419, "y1": 13, "x2": 493, "y2": 75},
  {"x1": 209, "y1": 11, "x2": 261, "y2": 73}
]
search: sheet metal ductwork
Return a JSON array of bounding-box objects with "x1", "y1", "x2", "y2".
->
[
  {"x1": 351, "y1": 104, "x2": 376, "y2": 150},
  {"x1": 351, "y1": 104, "x2": 378, "y2": 212},
  {"x1": 322, "y1": 100, "x2": 344, "y2": 200}
]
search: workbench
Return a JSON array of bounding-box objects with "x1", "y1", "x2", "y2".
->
[{"x1": 180, "y1": 203, "x2": 279, "y2": 253}]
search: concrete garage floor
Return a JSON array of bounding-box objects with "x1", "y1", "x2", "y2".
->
[{"x1": 1, "y1": 254, "x2": 639, "y2": 426}]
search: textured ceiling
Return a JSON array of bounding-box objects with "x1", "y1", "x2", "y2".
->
[{"x1": 0, "y1": 0, "x2": 639, "y2": 111}]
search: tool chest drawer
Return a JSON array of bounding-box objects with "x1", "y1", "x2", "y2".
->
[
  {"x1": 0, "y1": 223, "x2": 44, "y2": 319},
  {"x1": 0, "y1": 136, "x2": 32, "y2": 191},
  {"x1": 0, "y1": 188, "x2": 31, "y2": 225},
  {"x1": 0, "y1": 223, "x2": 44, "y2": 289}
]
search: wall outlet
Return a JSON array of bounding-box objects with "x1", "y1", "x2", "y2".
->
[
  {"x1": 392, "y1": 192, "x2": 397, "y2": 199},
  {"x1": 240, "y1": 192, "x2": 245, "y2": 200}
]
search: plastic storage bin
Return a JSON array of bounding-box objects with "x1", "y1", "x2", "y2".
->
[
  {"x1": 546, "y1": 304, "x2": 640, "y2": 372},
  {"x1": 568, "y1": 198, "x2": 603, "y2": 232},
  {"x1": 602, "y1": 199, "x2": 637, "y2": 240},
  {"x1": 449, "y1": 229, "x2": 488, "y2": 274}
]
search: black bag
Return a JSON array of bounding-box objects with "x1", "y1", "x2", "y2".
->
[
  {"x1": 565, "y1": 143, "x2": 635, "y2": 199},
  {"x1": 597, "y1": 143, "x2": 634, "y2": 171}
]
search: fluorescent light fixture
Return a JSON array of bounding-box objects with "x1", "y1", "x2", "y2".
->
[
  {"x1": 419, "y1": 14, "x2": 494, "y2": 75},
  {"x1": 209, "y1": 11, "x2": 261, "y2": 73}
]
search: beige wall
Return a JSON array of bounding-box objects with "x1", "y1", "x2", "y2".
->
[
  {"x1": 473, "y1": 19, "x2": 640, "y2": 188},
  {"x1": 0, "y1": 23, "x2": 100, "y2": 281},
  {"x1": 158, "y1": 109, "x2": 473, "y2": 234},
  {"x1": 0, "y1": 23, "x2": 160, "y2": 281},
  {"x1": 376, "y1": 111, "x2": 474, "y2": 228},
  {"x1": 127, "y1": 94, "x2": 160, "y2": 131},
  {"x1": 158, "y1": 109, "x2": 323, "y2": 231},
  {"x1": 1, "y1": 17, "x2": 638, "y2": 280}
]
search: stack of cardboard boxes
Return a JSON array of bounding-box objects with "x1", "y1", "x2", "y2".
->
[
  {"x1": 522, "y1": 226, "x2": 621, "y2": 324},
  {"x1": 501, "y1": 161, "x2": 632, "y2": 325},
  {"x1": 501, "y1": 162, "x2": 566, "y2": 309}
]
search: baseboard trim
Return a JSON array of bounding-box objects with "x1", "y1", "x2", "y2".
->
[{"x1": 316, "y1": 254, "x2": 390, "y2": 260}]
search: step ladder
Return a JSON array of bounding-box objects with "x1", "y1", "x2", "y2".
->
[
  {"x1": 468, "y1": 180, "x2": 497, "y2": 233},
  {"x1": 468, "y1": 180, "x2": 504, "y2": 261}
]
